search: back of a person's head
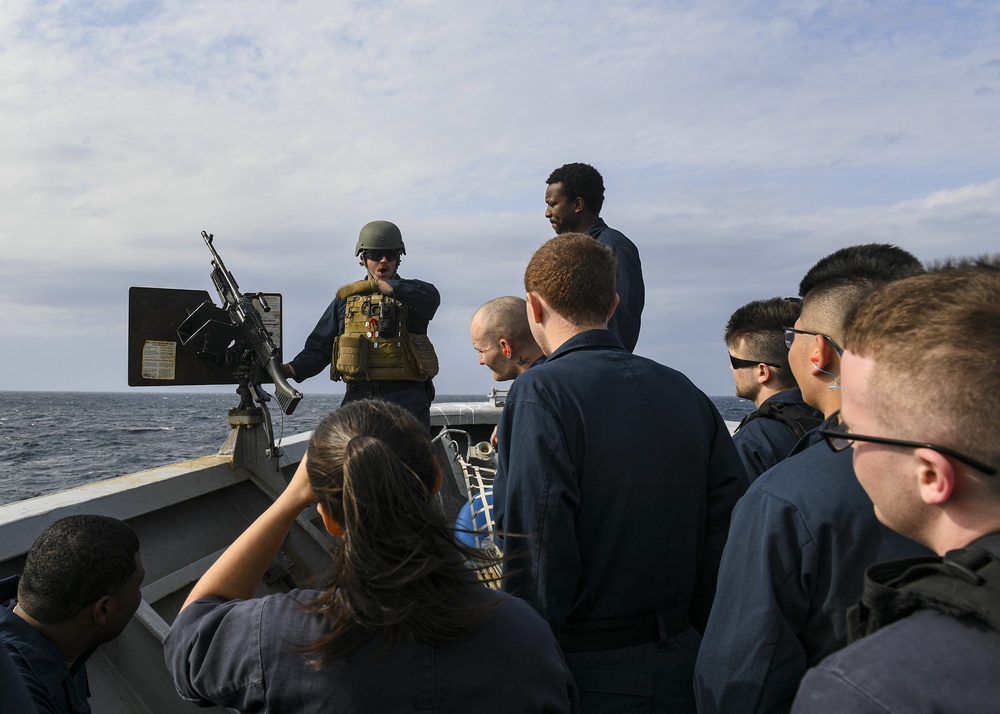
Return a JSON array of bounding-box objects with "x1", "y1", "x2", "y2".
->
[
  {"x1": 799, "y1": 244, "x2": 925, "y2": 338},
  {"x1": 798, "y1": 243, "x2": 924, "y2": 299},
  {"x1": 525, "y1": 233, "x2": 616, "y2": 326},
  {"x1": 307, "y1": 399, "x2": 438, "y2": 532},
  {"x1": 475, "y1": 296, "x2": 535, "y2": 347},
  {"x1": 725, "y1": 297, "x2": 801, "y2": 384},
  {"x1": 18, "y1": 515, "x2": 139, "y2": 624},
  {"x1": 844, "y1": 266, "x2": 1000, "y2": 485},
  {"x1": 545, "y1": 163, "x2": 605, "y2": 214},
  {"x1": 303, "y1": 400, "x2": 497, "y2": 664}
]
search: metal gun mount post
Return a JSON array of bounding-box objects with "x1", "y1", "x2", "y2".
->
[{"x1": 215, "y1": 373, "x2": 291, "y2": 495}]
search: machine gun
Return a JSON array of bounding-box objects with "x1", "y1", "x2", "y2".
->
[{"x1": 176, "y1": 232, "x2": 303, "y2": 457}]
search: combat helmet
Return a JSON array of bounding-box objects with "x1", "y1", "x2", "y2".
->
[{"x1": 355, "y1": 220, "x2": 406, "y2": 257}]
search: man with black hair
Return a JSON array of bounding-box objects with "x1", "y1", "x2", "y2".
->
[
  {"x1": 725, "y1": 297, "x2": 823, "y2": 479},
  {"x1": 0, "y1": 515, "x2": 143, "y2": 714},
  {"x1": 545, "y1": 163, "x2": 644, "y2": 351},
  {"x1": 695, "y1": 244, "x2": 930, "y2": 714},
  {"x1": 793, "y1": 263, "x2": 1000, "y2": 711}
]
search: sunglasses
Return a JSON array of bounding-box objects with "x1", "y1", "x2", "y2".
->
[
  {"x1": 363, "y1": 250, "x2": 399, "y2": 262},
  {"x1": 784, "y1": 327, "x2": 844, "y2": 356},
  {"x1": 819, "y1": 410, "x2": 997, "y2": 475},
  {"x1": 729, "y1": 354, "x2": 782, "y2": 370}
]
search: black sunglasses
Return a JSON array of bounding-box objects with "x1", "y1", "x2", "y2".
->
[
  {"x1": 363, "y1": 250, "x2": 399, "y2": 262},
  {"x1": 819, "y1": 410, "x2": 997, "y2": 475},
  {"x1": 729, "y1": 354, "x2": 782, "y2": 370},
  {"x1": 784, "y1": 327, "x2": 844, "y2": 356}
]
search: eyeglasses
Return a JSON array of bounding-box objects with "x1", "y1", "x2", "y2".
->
[
  {"x1": 363, "y1": 250, "x2": 399, "y2": 262},
  {"x1": 784, "y1": 327, "x2": 844, "y2": 356},
  {"x1": 819, "y1": 410, "x2": 997, "y2": 475},
  {"x1": 729, "y1": 354, "x2": 782, "y2": 370}
]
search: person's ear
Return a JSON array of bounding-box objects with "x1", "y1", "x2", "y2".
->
[
  {"x1": 914, "y1": 448, "x2": 956, "y2": 506},
  {"x1": 499, "y1": 338, "x2": 513, "y2": 358},
  {"x1": 809, "y1": 334, "x2": 829, "y2": 371},
  {"x1": 607, "y1": 293, "x2": 620, "y2": 322},
  {"x1": 526, "y1": 292, "x2": 545, "y2": 325},
  {"x1": 92, "y1": 595, "x2": 112, "y2": 627},
  {"x1": 316, "y1": 502, "x2": 344, "y2": 538}
]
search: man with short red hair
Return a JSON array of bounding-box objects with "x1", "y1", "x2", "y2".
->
[{"x1": 496, "y1": 233, "x2": 745, "y2": 711}]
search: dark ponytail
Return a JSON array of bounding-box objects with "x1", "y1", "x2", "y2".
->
[{"x1": 301, "y1": 399, "x2": 499, "y2": 665}]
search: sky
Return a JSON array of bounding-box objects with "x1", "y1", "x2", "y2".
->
[{"x1": 2, "y1": 0, "x2": 998, "y2": 402}]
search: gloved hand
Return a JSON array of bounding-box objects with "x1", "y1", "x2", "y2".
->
[{"x1": 336, "y1": 279, "x2": 379, "y2": 300}]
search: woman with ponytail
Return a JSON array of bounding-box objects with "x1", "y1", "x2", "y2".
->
[{"x1": 165, "y1": 399, "x2": 577, "y2": 712}]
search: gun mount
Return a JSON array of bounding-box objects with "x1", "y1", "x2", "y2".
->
[{"x1": 128, "y1": 232, "x2": 304, "y2": 461}]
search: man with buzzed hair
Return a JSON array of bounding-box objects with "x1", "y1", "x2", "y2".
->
[
  {"x1": 471, "y1": 296, "x2": 545, "y2": 382},
  {"x1": 0, "y1": 515, "x2": 144, "y2": 714},
  {"x1": 545, "y1": 162, "x2": 644, "y2": 352},
  {"x1": 497, "y1": 233, "x2": 746, "y2": 711},
  {"x1": 725, "y1": 297, "x2": 822, "y2": 479},
  {"x1": 695, "y1": 244, "x2": 930, "y2": 714},
  {"x1": 793, "y1": 262, "x2": 1000, "y2": 711}
]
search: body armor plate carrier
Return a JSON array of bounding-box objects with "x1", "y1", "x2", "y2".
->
[{"x1": 332, "y1": 291, "x2": 439, "y2": 383}]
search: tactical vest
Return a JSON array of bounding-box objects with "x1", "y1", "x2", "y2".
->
[
  {"x1": 846, "y1": 533, "x2": 1000, "y2": 643},
  {"x1": 332, "y1": 292, "x2": 439, "y2": 383},
  {"x1": 736, "y1": 401, "x2": 824, "y2": 439}
]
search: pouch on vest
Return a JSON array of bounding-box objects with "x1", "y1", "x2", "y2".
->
[
  {"x1": 331, "y1": 334, "x2": 371, "y2": 382},
  {"x1": 408, "y1": 334, "x2": 440, "y2": 379}
]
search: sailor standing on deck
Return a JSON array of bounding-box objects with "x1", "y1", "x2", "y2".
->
[
  {"x1": 724, "y1": 297, "x2": 822, "y2": 480},
  {"x1": 495, "y1": 233, "x2": 746, "y2": 712},
  {"x1": 793, "y1": 261, "x2": 1000, "y2": 712},
  {"x1": 470, "y1": 295, "x2": 546, "y2": 448},
  {"x1": 282, "y1": 221, "x2": 440, "y2": 431},
  {"x1": 544, "y1": 163, "x2": 645, "y2": 352}
]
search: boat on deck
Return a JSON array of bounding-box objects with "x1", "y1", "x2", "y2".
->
[{"x1": 0, "y1": 395, "x2": 503, "y2": 712}]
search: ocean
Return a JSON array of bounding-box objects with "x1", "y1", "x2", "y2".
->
[{"x1": 0, "y1": 391, "x2": 753, "y2": 505}]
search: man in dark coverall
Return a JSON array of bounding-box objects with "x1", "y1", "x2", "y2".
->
[
  {"x1": 495, "y1": 233, "x2": 747, "y2": 712},
  {"x1": 725, "y1": 297, "x2": 822, "y2": 480},
  {"x1": 793, "y1": 262, "x2": 1000, "y2": 711},
  {"x1": 0, "y1": 515, "x2": 143, "y2": 714},
  {"x1": 282, "y1": 220, "x2": 440, "y2": 432},
  {"x1": 695, "y1": 244, "x2": 931, "y2": 713},
  {"x1": 545, "y1": 162, "x2": 644, "y2": 352}
]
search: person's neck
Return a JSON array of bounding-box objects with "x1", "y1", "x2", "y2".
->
[
  {"x1": 802, "y1": 382, "x2": 841, "y2": 419},
  {"x1": 543, "y1": 323, "x2": 606, "y2": 355},
  {"x1": 753, "y1": 384, "x2": 790, "y2": 409},
  {"x1": 14, "y1": 604, "x2": 90, "y2": 665},
  {"x1": 925, "y1": 502, "x2": 1000, "y2": 556},
  {"x1": 568, "y1": 211, "x2": 599, "y2": 235},
  {"x1": 514, "y1": 350, "x2": 545, "y2": 374}
]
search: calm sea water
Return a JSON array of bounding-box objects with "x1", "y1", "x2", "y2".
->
[{"x1": 0, "y1": 391, "x2": 753, "y2": 505}]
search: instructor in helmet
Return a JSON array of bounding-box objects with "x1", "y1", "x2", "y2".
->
[{"x1": 282, "y1": 221, "x2": 440, "y2": 431}]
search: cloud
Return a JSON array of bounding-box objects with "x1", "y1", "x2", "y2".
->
[{"x1": 1, "y1": 0, "x2": 997, "y2": 398}]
